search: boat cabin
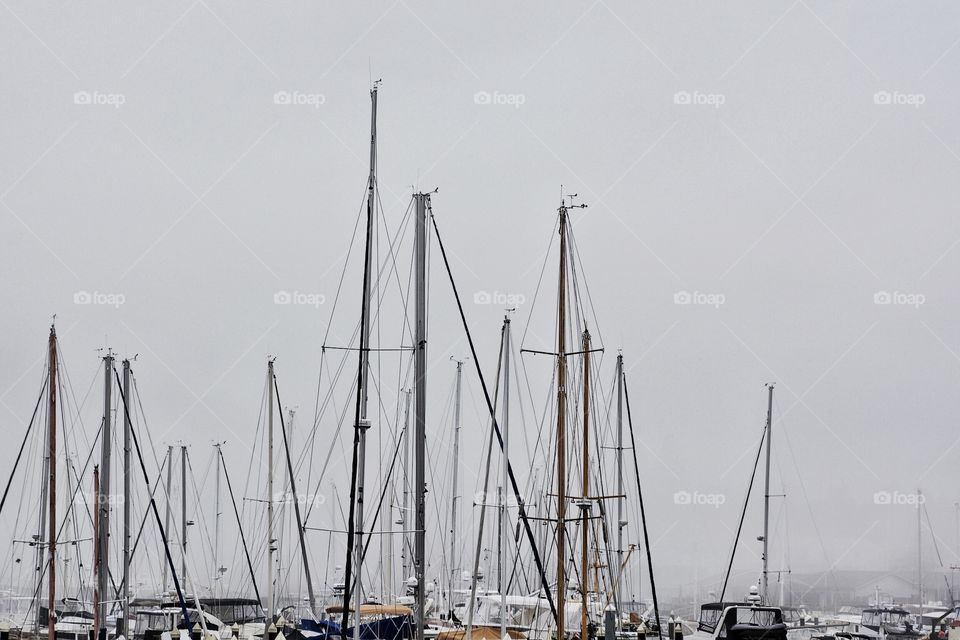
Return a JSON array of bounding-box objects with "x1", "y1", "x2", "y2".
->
[{"x1": 697, "y1": 603, "x2": 787, "y2": 640}]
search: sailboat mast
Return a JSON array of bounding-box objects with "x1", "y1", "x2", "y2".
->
[
  {"x1": 580, "y1": 330, "x2": 591, "y2": 640},
  {"x1": 414, "y1": 191, "x2": 429, "y2": 640},
  {"x1": 501, "y1": 315, "x2": 511, "y2": 640},
  {"x1": 214, "y1": 442, "x2": 222, "y2": 597},
  {"x1": 180, "y1": 445, "x2": 187, "y2": 586},
  {"x1": 93, "y1": 466, "x2": 101, "y2": 640},
  {"x1": 341, "y1": 82, "x2": 379, "y2": 637},
  {"x1": 918, "y1": 488, "x2": 923, "y2": 629},
  {"x1": 449, "y1": 359, "x2": 463, "y2": 618},
  {"x1": 556, "y1": 205, "x2": 569, "y2": 640},
  {"x1": 46, "y1": 325, "x2": 57, "y2": 640},
  {"x1": 761, "y1": 383, "x2": 774, "y2": 603},
  {"x1": 122, "y1": 359, "x2": 132, "y2": 635},
  {"x1": 401, "y1": 389, "x2": 412, "y2": 586},
  {"x1": 162, "y1": 445, "x2": 172, "y2": 592},
  {"x1": 267, "y1": 358, "x2": 275, "y2": 622},
  {"x1": 353, "y1": 81, "x2": 379, "y2": 639},
  {"x1": 615, "y1": 353, "x2": 624, "y2": 619},
  {"x1": 97, "y1": 352, "x2": 113, "y2": 635}
]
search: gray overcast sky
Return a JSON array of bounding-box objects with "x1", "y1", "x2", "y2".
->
[{"x1": 2, "y1": 1, "x2": 960, "y2": 601}]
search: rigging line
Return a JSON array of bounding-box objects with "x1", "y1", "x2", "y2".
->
[
  {"x1": 113, "y1": 457, "x2": 167, "y2": 602},
  {"x1": 341, "y1": 135, "x2": 379, "y2": 633},
  {"x1": 303, "y1": 362, "x2": 360, "y2": 525},
  {"x1": 114, "y1": 369, "x2": 190, "y2": 627},
  {"x1": 185, "y1": 450, "x2": 218, "y2": 576},
  {"x1": 623, "y1": 373, "x2": 662, "y2": 639},
  {"x1": 519, "y1": 215, "x2": 560, "y2": 350},
  {"x1": 321, "y1": 188, "x2": 370, "y2": 347},
  {"x1": 0, "y1": 378, "x2": 46, "y2": 517},
  {"x1": 773, "y1": 395, "x2": 835, "y2": 593},
  {"x1": 565, "y1": 220, "x2": 605, "y2": 350},
  {"x1": 922, "y1": 502, "x2": 954, "y2": 604},
  {"x1": 719, "y1": 424, "x2": 767, "y2": 602},
  {"x1": 354, "y1": 419, "x2": 407, "y2": 591},
  {"x1": 430, "y1": 212, "x2": 559, "y2": 624},
  {"x1": 217, "y1": 443, "x2": 263, "y2": 609},
  {"x1": 272, "y1": 372, "x2": 317, "y2": 617}
]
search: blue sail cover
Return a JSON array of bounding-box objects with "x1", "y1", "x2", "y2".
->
[
  {"x1": 300, "y1": 615, "x2": 412, "y2": 640},
  {"x1": 348, "y1": 615, "x2": 413, "y2": 640}
]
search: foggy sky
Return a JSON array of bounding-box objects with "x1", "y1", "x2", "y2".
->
[{"x1": 2, "y1": 1, "x2": 960, "y2": 602}]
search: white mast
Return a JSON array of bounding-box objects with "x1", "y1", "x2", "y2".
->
[
  {"x1": 761, "y1": 383, "x2": 774, "y2": 604},
  {"x1": 449, "y1": 359, "x2": 464, "y2": 618},
  {"x1": 615, "y1": 353, "x2": 624, "y2": 622},
  {"x1": 500, "y1": 315, "x2": 511, "y2": 640},
  {"x1": 267, "y1": 358, "x2": 276, "y2": 623}
]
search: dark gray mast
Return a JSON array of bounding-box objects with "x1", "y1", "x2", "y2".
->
[
  {"x1": 761, "y1": 383, "x2": 774, "y2": 603},
  {"x1": 97, "y1": 352, "x2": 113, "y2": 636},
  {"x1": 122, "y1": 359, "x2": 132, "y2": 635},
  {"x1": 413, "y1": 192, "x2": 430, "y2": 640}
]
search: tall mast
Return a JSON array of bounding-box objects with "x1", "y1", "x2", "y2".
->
[
  {"x1": 414, "y1": 192, "x2": 429, "y2": 640},
  {"x1": 93, "y1": 466, "x2": 101, "y2": 640},
  {"x1": 556, "y1": 205, "x2": 569, "y2": 640},
  {"x1": 46, "y1": 325, "x2": 57, "y2": 640},
  {"x1": 500, "y1": 315, "x2": 512, "y2": 640},
  {"x1": 918, "y1": 488, "x2": 923, "y2": 627},
  {"x1": 181, "y1": 445, "x2": 187, "y2": 587},
  {"x1": 615, "y1": 353, "x2": 624, "y2": 620},
  {"x1": 401, "y1": 389, "x2": 412, "y2": 586},
  {"x1": 579, "y1": 330, "x2": 591, "y2": 640},
  {"x1": 341, "y1": 82, "x2": 379, "y2": 637},
  {"x1": 97, "y1": 352, "x2": 113, "y2": 635},
  {"x1": 448, "y1": 359, "x2": 463, "y2": 618},
  {"x1": 122, "y1": 359, "x2": 132, "y2": 635},
  {"x1": 162, "y1": 445, "x2": 172, "y2": 592},
  {"x1": 214, "y1": 442, "x2": 222, "y2": 597},
  {"x1": 353, "y1": 79, "x2": 379, "y2": 640},
  {"x1": 761, "y1": 383, "x2": 774, "y2": 603},
  {"x1": 266, "y1": 358, "x2": 276, "y2": 622}
]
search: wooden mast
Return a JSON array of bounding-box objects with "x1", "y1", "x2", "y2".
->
[
  {"x1": 46, "y1": 324, "x2": 57, "y2": 640},
  {"x1": 556, "y1": 205, "x2": 568, "y2": 640},
  {"x1": 580, "y1": 329, "x2": 591, "y2": 640}
]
